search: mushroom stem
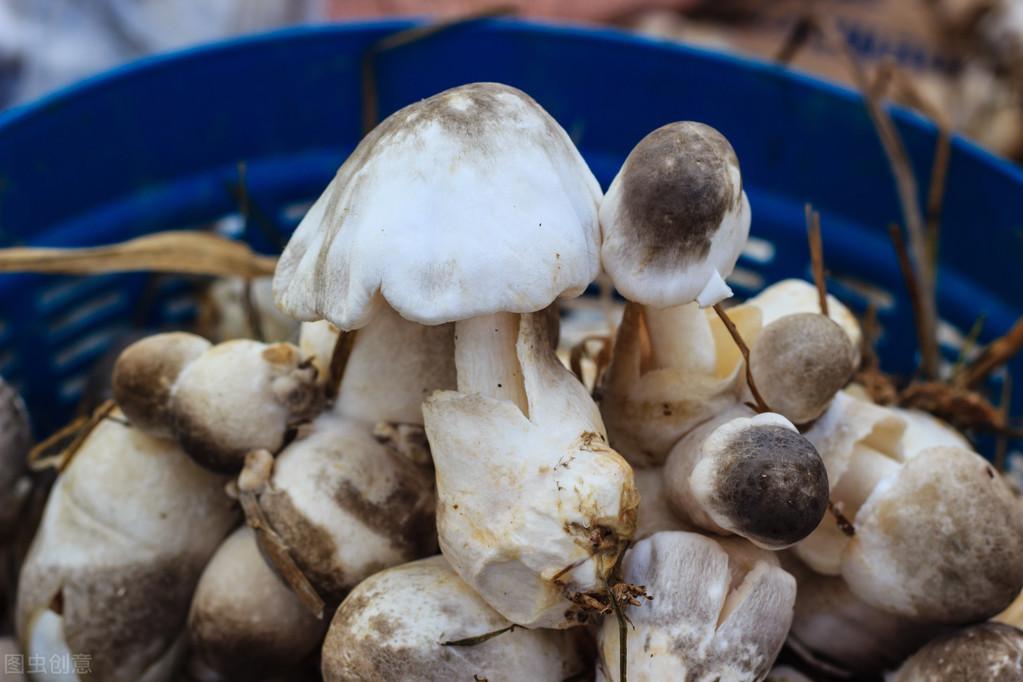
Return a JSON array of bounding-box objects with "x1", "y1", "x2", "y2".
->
[
  {"x1": 642, "y1": 302, "x2": 715, "y2": 374},
  {"x1": 454, "y1": 312, "x2": 528, "y2": 414}
]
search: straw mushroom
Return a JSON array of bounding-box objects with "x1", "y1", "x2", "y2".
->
[
  {"x1": 596, "y1": 531, "x2": 795, "y2": 681},
  {"x1": 664, "y1": 405, "x2": 829, "y2": 549},
  {"x1": 321, "y1": 555, "x2": 588, "y2": 682},
  {"x1": 16, "y1": 412, "x2": 237, "y2": 682},
  {"x1": 632, "y1": 466, "x2": 691, "y2": 540},
  {"x1": 243, "y1": 411, "x2": 438, "y2": 605},
  {"x1": 748, "y1": 313, "x2": 856, "y2": 424},
  {"x1": 782, "y1": 553, "x2": 940, "y2": 676},
  {"x1": 187, "y1": 526, "x2": 325, "y2": 680},
  {"x1": 113, "y1": 333, "x2": 322, "y2": 472},
  {"x1": 424, "y1": 312, "x2": 636, "y2": 628},
  {"x1": 598, "y1": 121, "x2": 754, "y2": 466},
  {"x1": 892, "y1": 622, "x2": 1023, "y2": 682}
]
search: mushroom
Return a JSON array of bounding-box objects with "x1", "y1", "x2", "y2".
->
[
  {"x1": 199, "y1": 276, "x2": 299, "y2": 343},
  {"x1": 781, "y1": 552, "x2": 941, "y2": 676},
  {"x1": 632, "y1": 466, "x2": 692, "y2": 540},
  {"x1": 746, "y1": 278, "x2": 862, "y2": 367},
  {"x1": 892, "y1": 622, "x2": 1023, "y2": 681},
  {"x1": 0, "y1": 377, "x2": 31, "y2": 536},
  {"x1": 113, "y1": 333, "x2": 322, "y2": 472},
  {"x1": 16, "y1": 411, "x2": 237, "y2": 682},
  {"x1": 765, "y1": 667, "x2": 813, "y2": 682},
  {"x1": 424, "y1": 312, "x2": 636, "y2": 628},
  {"x1": 598, "y1": 121, "x2": 754, "y2": 466},
  {"x1": 889, "y1": 406, "x2": 971, "y2": 457},
  {"x1": 595, "y1": 531, "x2": 795, "y2": 681},
  {"x1": 664, "y1": 405, "x2": 829, "y2": 549},
  {"x1": 321, "y1": 555, "x2": 588, "y2": 682},
  {"x1": 242, "y1": 410, "x2": 438, "y2": 605},
  {"x1": 747, "y1": 312, "x2": 856, "y2": 424},
  {"x1": 187, "y1": 526, "x2": 325, "y2": 680},
  {"x1": 798, "y1": 444, "x2": 1023, "y2": 623}
]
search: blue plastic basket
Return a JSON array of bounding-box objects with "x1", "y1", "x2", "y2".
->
[{"x1": 0, "y1": 18, "x2": 1020, "y2": 440}]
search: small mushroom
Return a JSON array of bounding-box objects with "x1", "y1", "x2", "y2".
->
[
  {"x1": 748, "y1": 313, "x2": 856, "y2": 424},
  {"x1": 595, "y1": 531, "x2": 795, "y2": 681},
  {"x1": 782, "y1": 552, "x2": 941, "y2": 676},
  {"x1": 664, "y1": 406, "x2": 829, "y2": 549},
  {"x1": 16, "y1": 412, "x2": 237, "y2": 682},
  {"x1": 889, "y1": 406, "x2": 971, "y2": 457},
  {"x1": 598, "y1": 122, "x2": 754, "y2": 466},
  {"x1": 187, "y1": 526, "x2": 325, "y2": 680},
  {"x1": 113, "y1": 333, "x2": 322, "y2": 472},
  {"x1": 199, "y1": 276, "x2": 299, "y2": 343},
  {"x1": 245, "y1": 411, "x2": 438, "y2": 605},
  {"x1": 892, "y1": 622, "x2": 1023, "y2": 682},
  {"x1": 321, "y1": 555, "x2": 588, "y2": 682},
  {"x1": 746, "y1": 278, "x2": 862, "y2": 367}
]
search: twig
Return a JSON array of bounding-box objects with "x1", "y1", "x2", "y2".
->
[
  {"x1": 606, "y1": 576, "x2": 628, "y2": 682},
  {"x1": 805, "y1": 203, "x2": 829, "y2": 316},
  {"x1": 0, "y1": 232, "x2": 276, "y2": 279},
  {"x1": 951, "y1": 314, "x2": 987, "y2": 379},
  {"x1": 996, "y1": 374, "x2": 1013, "y2": 472},
  {"x1": 442, "y1": 624, "x2": 518, "y2": 646},
  {"x1": 230, "y1": 161, "x2": 288, "y2": 253},
  {"x1": 818, "y1": 19, "x2": 940, "y2": 379},
  {"x1": 773, "y1": 8, "x2": 816, "y2": 65},
  {"x1": 828, "y1": 500, "x2": 856, "y2": 536},
  {"x1": 888, "y1": 224, "x2": 930, "y2": 378},
  {"x1": 242, "y1": 278, "x2": 266, "y2": 343},
  {"x1": 958, "y1": 315, "x2": 1023, "y2": 388},
  {"x1": 27, "y1": 400, "x2": 117, "y2": 472},
  {"x1": 361, "y1": 6, "x2": 517, "y2": 135},
  {"x1": 712, "y1": 304, "x2": 771, "y2": 413}
]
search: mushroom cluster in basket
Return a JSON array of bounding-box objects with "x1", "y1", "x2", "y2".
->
[{"x1": 5, "y1": 82, "x2": 1023, "y2": 682}]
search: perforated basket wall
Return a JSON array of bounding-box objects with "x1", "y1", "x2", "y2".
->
[{"x1": 0, "y1": 19, "x2": 1020, "y2": 450}]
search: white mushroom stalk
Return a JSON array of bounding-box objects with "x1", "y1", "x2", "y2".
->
[
  {"x1": 664, "y1": 406, "x2": 829, "y2": 549},
  {"x1": 16, "y1": 413, "x2": 237, "y2": 682},
  {"x1": 892, "y1": 622, "x2": 1023, "y2": 682},
  {"x1": 321, "y1": 555, "x2": 588, "y2": 682},
  {"x1": 598, "y1": 122, "x2": 753, "y2": 466},
  {"x1": 113, "y1": 333, "x2": 322, "y2": 472},
  {"x1": 425, "y1": 312, "x2": 637, "y2": 628},
  {"x1": 596, "y1": 531, "x2": 796, "y2": 682},
  {"x1": 781, "y1": 552, "x2": 940, "y2": 676},
  {"x1": 187, "y1": 526, "x2": 325, "y2": 680}
]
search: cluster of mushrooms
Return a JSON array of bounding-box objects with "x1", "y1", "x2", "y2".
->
[{"x1": 1, "y1": 81, "x2": 1022, "y2": 682}]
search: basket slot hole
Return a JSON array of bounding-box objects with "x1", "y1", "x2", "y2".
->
[
  {"x1": 213, "y1": 214, "x2": 245, "y2": 239},
  {"x1": 47, "y1": 291, "x2": 126, "y2": 337},
  {"x1": 37, "y1": 275, "x2": 124, "y2": 315},
  {"x1": 53, "y1": 325, "x2": 125, "y2": 372},
  {"x1": 160, "y1": 294, "x2": 199, "y2": 321},
  {"x1": 741, "y1": 236, "x2": 775, "y2": 264},
  {"x1": 280, "y1": 199, "x2": 314, "y2": 227},
  {"x1": 829, "y1": 275, "x2": 895, "y2": 312},
  {"x1": 59, "y1": 373, "x2": 88, "y2": 404},
  {"x1": 727, "y1": 266, "x2": 765, "y2": 294}
]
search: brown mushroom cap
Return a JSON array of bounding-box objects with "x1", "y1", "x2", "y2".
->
[
  {"x1": 843, "y1": 446, "x2": 1023, "y2": 624},
  {"x1": 749, "y1": 313, "x2": 856, "y2": 424},
  {"x1": 893, "y1": 622, "x2": 1023, "y2": 681},
  {"x1": 112, "y1": 332, "x2": 211, "y2": 438}
]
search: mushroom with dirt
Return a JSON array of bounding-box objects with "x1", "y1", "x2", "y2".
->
[
  {"x1": 892, "y1": 622, "x2": 1023, "y2": 681},
  {"x1": 272, "y1": 81, "x2": 637, "y2": 629},
  {"x1": 598, "y1": 122, "x2": 754, "y2": 467},
  {"x1": 595, "y1": 530, "x2": 795, "y2": 681},
  {"x1": 663, "y1": 405, "x2": 829, "y2": 549},
  {"x1": 16, "y1": 412, "x2": 237, "y2": 682},
  {"x1": 321, "y1": 554, "x2": 588, "y2": 682}
]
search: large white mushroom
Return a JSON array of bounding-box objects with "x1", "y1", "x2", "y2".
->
[
  {"x1": 596, "y1": 531, "x2": 795, "y2": 681},
  {"x1": 321, "y1": 555, "x2": 588, "y2": 682},
  {"x1": 272, "y1": 81, "x2": 635, "y2": 629},
  {"x1": 598, "y1": 121, "x2": 754, "y2": 466},
  {"x1": 16, "y1": 413, "x2": 237, "y2": 682}
]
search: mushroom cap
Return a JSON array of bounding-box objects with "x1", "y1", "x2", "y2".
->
[
  {"x1": 112, "y1": 331, "x2": 211, "y2": 439},
  {"x1": 749, "y1": 313, "x2": 856, "y2": 424},
  {"x1": 596, "y1": 531, "x2": 795, "y2": 681},
  {"x1": 893, "y1": 622, "x2": 1023, "y2": 682},
  {"x1": 683, "y1": 411, "x2": 829, "y2": 549},
  {"x1": 188, "y1": 526, "x2": 325, "y2": 679},
  {"x1": 599, "y1": 121, "x2": 750, "y2": 308},
  {"x1": 321, "y1": 555, "x2": 587, "y2": 682},
  {"x1": 274, "y1": 82, "x2": 602, "y2": 330},
  {"x1": 843, "y1": 446, "x2": 1023, "y2": 624}
]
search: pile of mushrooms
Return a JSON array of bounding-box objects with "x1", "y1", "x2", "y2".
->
[{"x1": 0, "y1": 81, "x2": 1021, "y2": 682}]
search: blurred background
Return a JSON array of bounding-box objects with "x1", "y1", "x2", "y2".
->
[{"x1": 3, "y1": 0, "x2": 1023, "y2": 161}]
